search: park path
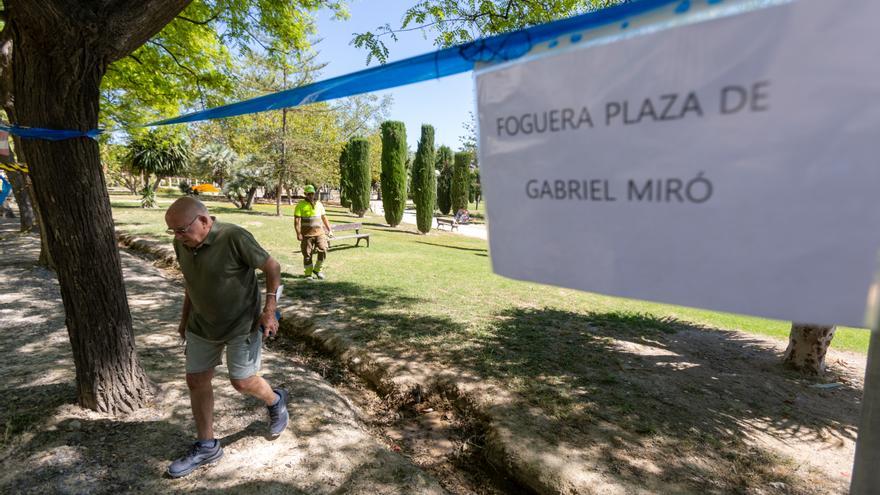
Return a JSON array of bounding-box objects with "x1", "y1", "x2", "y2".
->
[{"x1": 0, "y1": 217, "x2": 446, "y2": 494}]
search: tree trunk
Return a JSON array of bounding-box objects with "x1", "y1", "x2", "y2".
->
[
  {"x1": 782, "y1": 323, "x2": 837, "y2": 375},
  {"x1": 276, "y1": 74, "x2": 288, "y2": 217},
  {"x1": 11, "y1": 5, "x2": 155, "y2": 414},
  {"x1": 26, "y1": 172, "x2": 55, "y2": 269},
  {"x1": 0, "y1": 23, "x2": 39, "y2": 234},
  {"x1": 244, "y1": 187, "x2": 258, "y2": 209},
  {"x1": 275, "y1": 181, "x2": 283, "y2": 215},
  {"x1": 6, "y1": 170, "x2": 35, "y2": 228},
  {"x1": 123, "y1": 173, "x2": 140, "y2": 194}
]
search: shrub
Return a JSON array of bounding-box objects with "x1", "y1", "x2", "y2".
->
[
  {"x1": 411, "y1": 125, "x2": 436, "y2": 233},
  {"x1": 178, "y1": 180, "x2": 193, "y2": 195},
  {"x1": 451, "y1": 151, "x2": 471, "y2": 213},
  {"x1": 347, "y1": 137, "x2": 372, "y2": 217},
  {"x1": 435, "y1": 146, "x2": 453, "y2": 215},
  {"x1": 380, "y1": 121, "x2": 407, "y2": 227},
  {"x1": 339, "y1": 142, "x2": 352, "y2": 209}
]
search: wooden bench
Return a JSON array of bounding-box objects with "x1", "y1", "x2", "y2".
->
[
  {"x1": 330, "y1": 222, "x2": 370, "y2": 248},
  {"x1": 435, "y1": 216, "x2": 458, "y2": 231}
]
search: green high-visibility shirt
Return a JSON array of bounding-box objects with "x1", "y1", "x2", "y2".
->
[
  {"x1": 294, "y1": 199, "x2": 326, "y2": 237},
  {"x1": 173, "y1": 221, "x2": 270, "y2": 342}
]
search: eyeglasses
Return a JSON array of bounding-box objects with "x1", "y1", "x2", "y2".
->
[{"x1": 166, "y1": 215, "x2": 200, "y2": 235}]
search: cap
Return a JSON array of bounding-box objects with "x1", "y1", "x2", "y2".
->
[{"x1": 304, "y1": 185, "x2": 316, "y2": 194}]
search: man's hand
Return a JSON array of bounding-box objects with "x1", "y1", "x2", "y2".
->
[
  {"x1": 296, "y1": 233, "x2": 303, "y2": 241},
  {"x1": 260, "y1": 308, "x2": 279, "y2": 339},
  {"x1": 178, "y1": 323, "x2": 186, "y2": 342}
]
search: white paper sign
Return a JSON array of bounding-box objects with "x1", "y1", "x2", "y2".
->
[{"x1": 477, "y1": 0, "x2": 880, "y2": 327}]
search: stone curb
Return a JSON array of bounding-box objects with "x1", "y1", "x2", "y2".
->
[
  {"x1": 280, "y1": 315, "x2": 579, "y2": 495},
  {"x1": 116, "y1": 231, "x2": 177, "y2": 267}
]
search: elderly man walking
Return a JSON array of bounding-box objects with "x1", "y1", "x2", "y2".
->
[
  {"x1": 294, "y1": 185, "x2": 332, "y2": 279},
  {"x1": 164, "y1": 197, "x2": 288, "y2": 478}
]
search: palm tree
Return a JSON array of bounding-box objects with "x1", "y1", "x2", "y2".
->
[
  {"x1": 126, "y1": 130, "x2": 190, "y2": 207},
  {"x1": 194, "y1": 143, "x2": 238, "y2": 188}
]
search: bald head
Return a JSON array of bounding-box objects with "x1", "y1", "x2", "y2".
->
[
  {"x1": 165, "y1": 197, "x2": 212, "y2": 247},
  {"x1": 166, "y1": 196, "x2": 208, "y2": 218}
]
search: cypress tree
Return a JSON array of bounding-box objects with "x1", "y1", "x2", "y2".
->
[
  {"x1": 348, "y1": 137, "x2": 371, "y2": 217},
  {"x1": 435, "y1": 146, "x2": 453, "y2": 215},
  {"x1": 451, "y1": 151, "x2": 471, "y2": 213},
  {"x1": 338, "y1": 142, "x2": 351, "y2": 209},
  {"x1": 411, "y1": 125, "x2": 436, "y2": 233},
  {"x1": 380, "y1": 121, "x2": 407, "y2": 227}
]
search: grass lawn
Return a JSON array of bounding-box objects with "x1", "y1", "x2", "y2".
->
[{"x1": 111, "y1": 193, "x2": 869, "y2": 356}]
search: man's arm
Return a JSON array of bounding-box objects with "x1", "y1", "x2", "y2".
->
[
  {"x1": 178, "y1": 289, "x2": 192, "y2": 341},
  {"x1": 294, "y1": 217, "x2": 302, "y2": 241},
  {"x1": 259, "y1": 256, "x2": 282, "y2": 337},
  {"x1": 322, "y1": 214, "x2": 332, "y2": 237}
]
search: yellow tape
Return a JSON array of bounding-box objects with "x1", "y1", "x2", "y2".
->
[{"x1": 0, "y1": 162, "x2": 28, "y2": 174}]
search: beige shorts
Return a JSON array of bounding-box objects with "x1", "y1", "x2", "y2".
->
[{"x1": 185, "y1": 329, "x2": 262, "y2": 379}]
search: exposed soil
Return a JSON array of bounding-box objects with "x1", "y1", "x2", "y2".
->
[{"x1": 267, "y1": 336, "x2": 528, "y2": 495}]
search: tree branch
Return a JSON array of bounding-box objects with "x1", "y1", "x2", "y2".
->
[
  {"x1": 148, "y1": 39, "x2": 198, "y2": 80},
  {"x1": 176, "y1": 10, "x2": 222, "y2": 26},
  {"x1": 103, "y1": 0, "x2": 194, "y2": 62},
  {"x1": 147, "y1": 39, "x2": 207, "y2": 108}
]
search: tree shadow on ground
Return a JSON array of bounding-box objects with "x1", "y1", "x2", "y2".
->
[
  {"x1": 290, "y1": 277, "x2": 858, "y2": 494},
  {"x1": 414, "y1": 241, "x2": 487, "y2": 253},
  {"x1": 286, "y1": 280, "x2": 423, "y2": 316},
  {"x1": 455, "y1": 308, "x2": 859, "y2": 438},
  {"x1": 424, "y1": 308, "x2": 859, "y2": 493},
  {"x1": 0, "y1": 383, "x2": 77, "y2": 446},
  {"x1": 359, "y1": 222, "x2": 421, "y2": 235}
]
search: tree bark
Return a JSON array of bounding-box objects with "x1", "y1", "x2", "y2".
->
[
  {"x1": 782, "y1": 323, "x2": 837, "y2": 375},
  {"x1": 276, "y1": 71, "x2": 288, "y2": 217},
  {"x1": 0, "y1": 21, "x2": 39, "y2": 234},
  {"x1": 244, "y1": 186, "x2": 258, "y2": 209},
  {"x1": 5, "y1": 170, "x2": 34, "y2": 226},
  {"x1": 9, "y1": 0, "x2": 191, "y2": 414}
]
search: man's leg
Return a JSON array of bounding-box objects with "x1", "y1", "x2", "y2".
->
[
  {"x1": 230, "y1": 375, "x2": 277, "y2": 404},
  {"x1": 168, "y1": 334, "x2": 224, "y2": 478},
  {"x1": 312, "y1": 235, "x2": 328, "y2": 278},
  {"x1": 301, "y1": 236, "x2": 314, "y2": 276},
  {"x1": 187, "y1": 370, "x2": 216, "y2": 440},
  {"x1": 228, "y1": 330, "x2": 289, "y2": 436}
]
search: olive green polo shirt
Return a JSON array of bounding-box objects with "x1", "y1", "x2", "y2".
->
[{"x1": 173, "y1": 220, "x2": 270, "y2": 342}]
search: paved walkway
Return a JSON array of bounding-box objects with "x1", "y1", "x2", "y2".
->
[
  {"x1": 0, "y1": 217, "x2": 446, "y2": 494},
  {"x1": 369, "y1": 201, "x2": 488, "y2": 240}
]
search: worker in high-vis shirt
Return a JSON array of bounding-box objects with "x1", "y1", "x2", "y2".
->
[{"x1": 294, "y1": 185, "x2": 332, "y2": 279}]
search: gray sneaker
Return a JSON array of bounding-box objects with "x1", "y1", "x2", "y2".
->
[
  {"x1": 167, "y1": 440, "x2": 223, "y2": 478},
  {"x1": 268, "y1": 388, "x2": 289, "y2": 437},
  {"x1": 312, "y1": 271, "x2": 325, "y2": 280}
]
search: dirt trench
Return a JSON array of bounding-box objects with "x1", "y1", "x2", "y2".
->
[{"x1": 266, "y1": 334, "x2": 530, "y2": 495}]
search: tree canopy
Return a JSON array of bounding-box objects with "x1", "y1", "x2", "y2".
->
[
  {"x1": 354, "y1": 0, "x2": 624, "y2": 64},
  {"x1": 101, "y1": 0, "x2": 349, "y2": 127}
]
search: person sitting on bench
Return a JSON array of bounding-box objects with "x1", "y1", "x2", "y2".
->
[{"x1": 454, "y1": 208, "x2": 471, "y2": 225}]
